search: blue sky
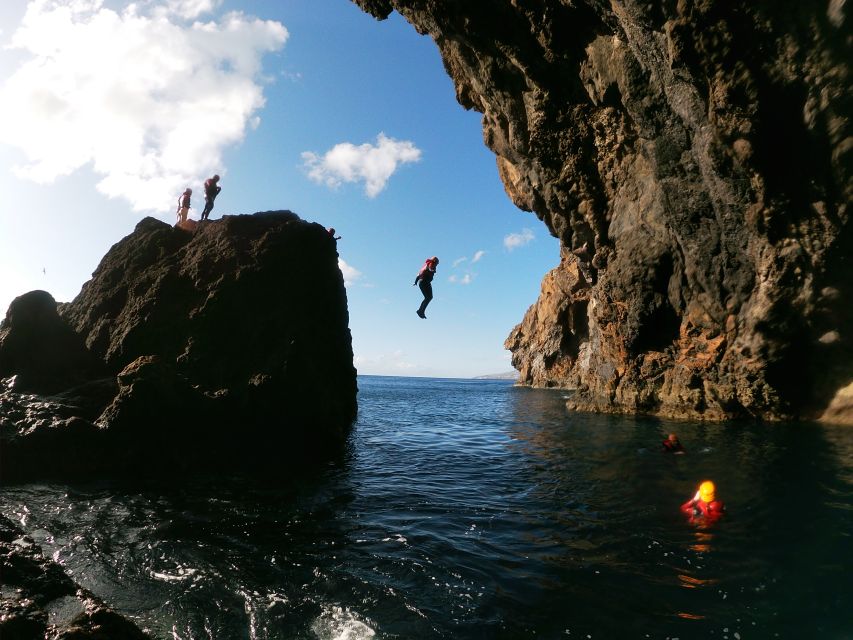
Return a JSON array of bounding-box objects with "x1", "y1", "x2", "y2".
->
[{"x1": 0, "y1": 0, "x2": 559, "y2": 378}]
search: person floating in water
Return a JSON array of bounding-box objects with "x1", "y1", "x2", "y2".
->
[
  {"x1": 176, "y1": 188, "x2": 192, "y2": 225},
  {"x1": 201, "y1": 174, "x2": 221, "y2": 221},
  {"x1": 414, "y1": 256, "x2": 439, "y2": 319},
  {"x1": 662, "y1": 433, "x2": 685, "y2": 454},
  {"x1": 681, "y1": 480, "x2": 725, "y2": 523},
  {"x1": 327, "y1": 227, "x2": 341, "y2": 240}
]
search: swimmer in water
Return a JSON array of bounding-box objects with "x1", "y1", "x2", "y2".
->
[
  {"x1": 681, "y1": 480, "x2": 725, "y2": 522},
  {"x1": 662, "y1": 433, "x2": 685, "y2": 454}
]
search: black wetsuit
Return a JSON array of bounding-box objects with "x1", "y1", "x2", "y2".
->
[
  {"x1": 662, "y1": 440, "x2": 685, "y2": 453},
  {"x1": 201, "y1": 179, "x2": 221, "y2": 220},
  {"x1": 415, "y1": 267, "x2": 435, "y2": 316}
]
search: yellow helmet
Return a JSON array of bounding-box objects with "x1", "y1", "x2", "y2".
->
[{"x1": 699, "y1": 480, "x2": 716, "y2": 503}]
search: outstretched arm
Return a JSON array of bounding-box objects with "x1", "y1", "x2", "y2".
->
[{"x1": 680, "y1": 490, "x2": 701, "y2": 513}]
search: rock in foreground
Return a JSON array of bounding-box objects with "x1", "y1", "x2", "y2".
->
[{"x1": 0, "y1": 514, "x2": 150, "y2": 639}]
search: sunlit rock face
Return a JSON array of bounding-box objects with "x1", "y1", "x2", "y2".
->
[{"x1": 354, "y1": 0, "x2": 851, "y2": 420}]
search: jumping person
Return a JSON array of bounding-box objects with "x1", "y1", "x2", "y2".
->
[
  {"x1": 201, "y1": 174, "x2": 221, "y2": 221},
  {"x1": 414, "y1": 256, "x2": 439, "y2": 319},
  {"x1": 176, "y1": 188, "x2": 192, "y2": 225}
]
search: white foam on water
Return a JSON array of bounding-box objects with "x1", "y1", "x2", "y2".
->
[{"x1": 311, "y1": 604, "x2": 376, "y2": 640}]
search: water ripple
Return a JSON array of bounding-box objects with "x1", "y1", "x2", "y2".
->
[{"x1": 2, "y1": 376, "x2": 852, "y2": 638}]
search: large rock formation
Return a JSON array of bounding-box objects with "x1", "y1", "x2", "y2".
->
[
  {"x1": 0, "y1": 212, "x2": 357, "y2": 481},
  {"x1": 0, "y1": 290, "x2": 106, "y2": 394},
  {"x1": 354, "y1": 0, "x2": 851, "y2": 421}
]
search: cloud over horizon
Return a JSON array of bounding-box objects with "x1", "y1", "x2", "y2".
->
[
  {"x1": 302, "y1": 132, "x2": 421, "y2": 198},
  {"x1": 338, "y1": 258, "x2": 362, "y2": 287},
  {"x1": 504, "y1": 228, "x2": 535, "y2": 251},
  {"x1": 354, "y1": 350, "x2": 416, "y2": 373},
  {"x1": 0, "y1": 0, "x2": 287, "y2": 211}
]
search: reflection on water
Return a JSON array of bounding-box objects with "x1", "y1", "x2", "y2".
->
[
  {"x1": 1, "y1": 375, "x2": 852, "y2": 639},
  {"x1": 687, "y1": 531, "x2": 715, "y2": 554}
]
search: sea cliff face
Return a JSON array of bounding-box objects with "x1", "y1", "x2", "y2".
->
[
  {"x1": 354, "y1": 0, "x2": 851, "y2": 421},
  {"x1": 0, "y1": 212, "x2": 358, "y2": 481}
]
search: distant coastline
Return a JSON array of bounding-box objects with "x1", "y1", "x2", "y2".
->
[{"x1": 473, "y1": 371, "x2": 520, "y2": 380}]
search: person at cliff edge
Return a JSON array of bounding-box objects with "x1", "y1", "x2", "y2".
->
[
  {"x1": 414, "y1": 256, "x2": 439, "y2": 319},
  {"x1": 201, "y1": 174, "x2": 221, "y2": 221},
  {"x1": 176, "y1": 187, "x2": 191, "y2": 225},
  {"x1": 681, "y1": 480, "x2": 725, "y2": 523}
]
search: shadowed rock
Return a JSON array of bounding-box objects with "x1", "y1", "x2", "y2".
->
[
  {"x1": 0, "y1": 514, "x2": 151, "y2": 639},
  {"x1": 0, "y1": 290, "x2": 105, "y2": 394},
  {"x1": 1, "y1": 211, "x2": 357, "y2": 482}
]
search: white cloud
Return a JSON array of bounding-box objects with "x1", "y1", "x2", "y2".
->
[
  {"x1": 354, "y1": 350, "x2": 416, "y2": 372},
  {"x1": 0, "y1": 0, "x2": 287, "y2": 211},
  {"x1": 302, "y1": 132, "x2": 421, "y2": 198},
  {"x1": 450, "y1": 250, "x2": 483, "y2": 284},
  {"x1": 504, "y1": 228, "x2": 535, "y2": 251},
  {"x1": 448, "y1": 273, "x2": 473, "y2": 285},
  {"x1": 165, "y1": 0, "x2": 223, "y2": 19},
  {"x1": 338, "y1": 258, "x2": 362, "y2": 287}
]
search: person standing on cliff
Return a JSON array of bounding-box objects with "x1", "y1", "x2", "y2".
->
[
  {"x1": 201, "y1": 174, "x2": 221, "y2": 221},
  {"x1": 176, "y1": 188, "x2": 192, "y2": 225},
  {"x1": 414, "y1": 256, "x2": 439, "y2": 319}
]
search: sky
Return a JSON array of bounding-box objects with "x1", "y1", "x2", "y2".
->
[{"x1": 0, "y1": 0, "x2": 560, "y2": 379}]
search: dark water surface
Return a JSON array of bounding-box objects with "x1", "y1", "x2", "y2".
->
[{"x1": 2, "y1": 375, "x2": 852, "y2": 639}]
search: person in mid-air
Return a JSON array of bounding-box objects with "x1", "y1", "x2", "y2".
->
[
  {"x1": 176, "y1": 188, "x2": 192, "y2": 225},
  {"x1": 662, "y1": 433, "x2": 685, "y2": 454},
  {"x1": 414, "y1": 256, "x2": 439, "y2": 319},
  {"x1": 681, "y1": 480, "x2": 725, "y2": 522},
  {"x1": 201, "y1": 174, "x2": 221, "y2": 221}
]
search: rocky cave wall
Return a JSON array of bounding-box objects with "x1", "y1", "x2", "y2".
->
[{"x1": 354, "y1": 0, "x2": 851, "y2": 421}]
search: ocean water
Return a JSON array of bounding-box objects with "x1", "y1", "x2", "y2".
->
[{"x1": 2, "y1": 375, "x2": 852, "y2": 639}]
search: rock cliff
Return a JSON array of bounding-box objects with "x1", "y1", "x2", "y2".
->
[
  {"x1": 0, "y1": 290, "x2": 105, "y2": 394},
  {"x1": 0, "y1": 212, "x2": 357, "y2": 481},
  {"x1": 354, "y1": 0, "x2": 851, "y2": 421}
]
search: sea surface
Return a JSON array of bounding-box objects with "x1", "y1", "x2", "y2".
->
[{"x1": 2, "y1": 375, "x2": 852, "y2": 639}]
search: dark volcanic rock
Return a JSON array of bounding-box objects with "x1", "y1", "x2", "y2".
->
[
  {"x1": 0, "y1": 291, "x2": 105, "y2": 394},
  {"x1": 1, "y1": 211, "x2": 357, "y2": 481},
  {"x1": 64, "y1": 211, "x2": 358, "y2": 455},
  {"x1": 354, "y1": 0, "x2": 851, "y2": 421},
  {"x1": 0, "y1": 514, "x2": 150, "y2": 639}
]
